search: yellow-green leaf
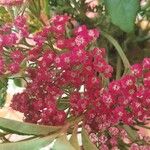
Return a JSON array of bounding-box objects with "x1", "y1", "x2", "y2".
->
[
  {"x1": 81, "y1": 128, "x2": 98, "y2": 150},
  {"x1": 53, "y1": 135, "x2": 75, "y2": 150},
  {"x1": 0, "y1": 132, "x2": 59, "y2": 150},
  {"x1": 69, "y1": 128, "x2": 80, "y2": 150},
  {"x1": 123, "y1": 125, "x2": 139, "y2": 142},
  {"x1": 0, "y1": 117, "x2": 61, "y2": 135}
]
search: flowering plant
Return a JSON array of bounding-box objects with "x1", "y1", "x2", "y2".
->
[{"x1": 0, "y1": 0, "x2": 149, "y2": 150}]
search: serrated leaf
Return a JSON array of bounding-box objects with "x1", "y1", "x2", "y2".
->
[
  {"x1": 122, "y1": 125, "x2": 139, "y2": 142},
  {"x1": 0, "y1": 132, "x2": 58, "y2": 150},
  {"x1": 69, "y1": 129, "x2": 80, "y2": 150},
  {"x1": 105, "y1": 0, "x2": 140, "y2": 32},
  {"x1": 81, "y1": 128, "x2": 98, "y2": 150},
  {"x1": 0, "y1": 117, "x2": 61, "y2": 135},
  {"x1": 52, "y1": 135, "x2": 75, "y2": 150}
]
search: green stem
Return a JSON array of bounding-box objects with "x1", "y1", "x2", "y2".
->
[
  {"x1": 137, "y1": 124, "x2": 150, "y2": 130},
  {"x1": 116, "y1": 56, "x2": 122, "y2": 80},
  {"x1": 136, "y1": 35, "x2": 150, "y2": 42},
  {"x1": 101, "y1": 31, "x2": 130, "y2": 70}
]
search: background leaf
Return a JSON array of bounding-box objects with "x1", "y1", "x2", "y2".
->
[
  {"x1": 81, "y1": 128, "x2": 98, "y2": 150},
  {"x1": 105, "y1": 0, "x2": 140, "y2": 32},
  {"x1": 52, "y1": 135, "x2": 75, "y2": 150},
  {"x1": 0, "y1": 117, "x2": 61, "y2": 135}
]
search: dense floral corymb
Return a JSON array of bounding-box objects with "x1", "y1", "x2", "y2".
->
[
  {"x1": 4, "y1": 15, "x2": 149, "y2": 126},
  {"x1": 10, "y1": 15, "x2": 112, "y2": 125},
  {"x1": 0, "y1": 14, "x2": 150, "y2": 149},
  {"x1": 86, "y1": 61, "x2": 150, "y2": 128}
]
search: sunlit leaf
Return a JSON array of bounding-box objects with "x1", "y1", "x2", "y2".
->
[
  {"x1": 0, "y1": 132, "x2": 58, "y2": 150},
  {"x1": 81, "y1": 128, "x2": 98, "y2": 150},
  {"x1": 69, "y1": 128, "x2": 80, "y2": 150},
  {"x1": 0, "y1": 6, "x2": 12, "y2": 25},
  {"x1": 0, "y1": 117, "x2": 61, "y2": 135},
  {"x1": 123, "y1": 125, "x2": 139, "y2": 142},
  {"x1": 52, "y1": 135, "x2": 75, "y2": 150}
]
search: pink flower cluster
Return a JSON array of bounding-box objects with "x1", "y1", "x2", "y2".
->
[
  {"x1": 85, "y1": 124, "x2": 150, "y2": 150},
  {"x1": 85, "y1": 58, "x2": 150, "y2": 129},
  {"x1": 0, "y1": 14, "x2": 150, "y2": 148},
  {"x1": 10, "y1": 15, "x2": 113, "y2": 125},
  {"x1": 3, "y1": 15, "x2": 149, "y2": 127},
  {"x1": 0, "y1": 16, "x2": 29, "y2": 75}
]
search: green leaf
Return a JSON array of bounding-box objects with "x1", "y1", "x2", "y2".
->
[
  {"x1": 0, "y1": 81, "x2": 7, "y2": 107},
  {"x1": 69, "y1": 127, "x2": 80, "y2": 150},
  {"x1": 118, "y1": 138, "x2": 128, "y2": 150},
  {"x1": 81, "y1": 128, "x2": 98, "y2": 150},
  {"x1": 28, "y1": 15, "x2": 42, "y2": 33},
  {"x1": 57, "y1": 102, "x2": 69, "y2": 110},
  {"x1": 52, "y1": 135, "x2": 75, "y2": 150},
  {"x1": 0, "y1": 117, "x2": 61, "y2": 135},
  {"x1": 0, "y1": 80, "x2": 4, "y2": 90},
  {"x1": 122, "y1": 125, "x2": 139, "y2": 142},
  {"x1": 13, "y1": 78, "x2": 22, "y2": 87},
  {"x1": 57, "y1": 98, "x2": 69, "y2": 110},
  {"x1": 105, "y1": 0, "x2": 140, "y2": 32},
  {"x1": 40, "y1": 0, "x2": 50, "y2": 18},
  {"x1": 0, "y1": 132, "x2": 59, "y2": 150},
  {"x1": 29, "y1": 0, "x2": 41, "y2": 17},
  {"x1": 0, "y1": 6, "x2": 12, "y2": 24},
  {"x1": 0, "y1": 6, "x2": 7, "y2": 14}
]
